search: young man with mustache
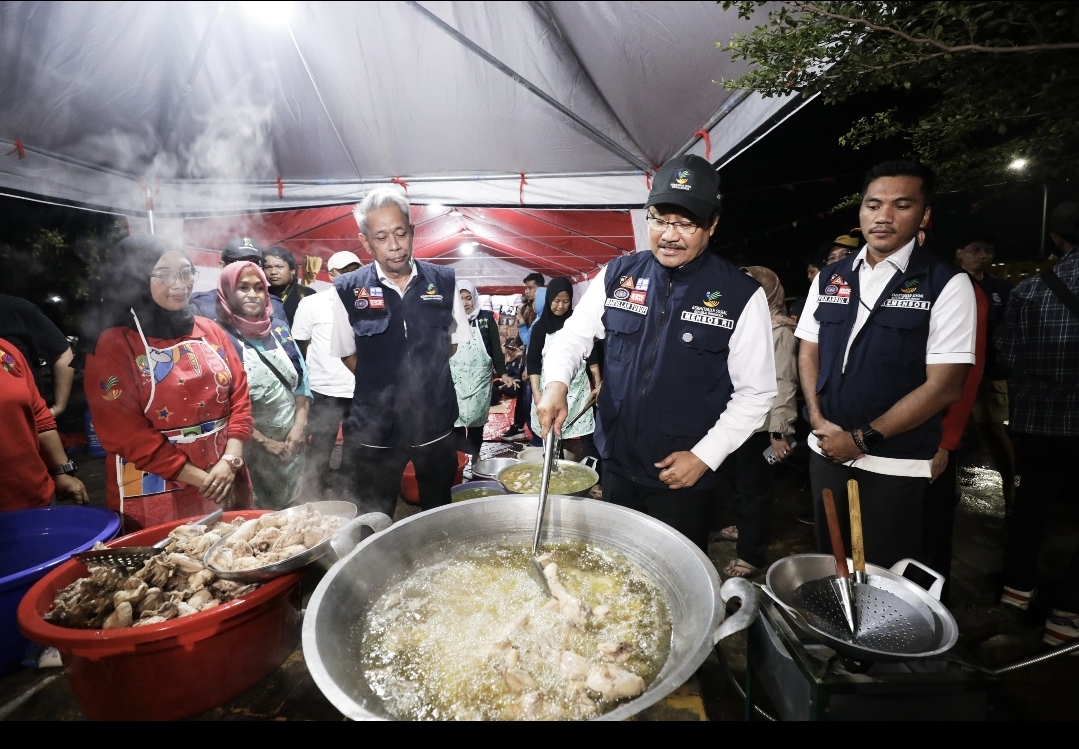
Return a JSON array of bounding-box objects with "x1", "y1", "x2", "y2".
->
[{"x1": 796, "y1": 161, "x2": 977, "y2": 567}]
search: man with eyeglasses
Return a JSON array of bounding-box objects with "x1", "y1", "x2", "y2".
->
[
  {"x1": 187, "y1": 237, "x2": 286, "y2": 322},
  {"x1": 329, "y1": 188, "x2": 471, "y2": 516},
  {"x1": 536, "y1": 154, "x2": 777, "y2": 550},
  {"x1": 955, "y1": 233, "x2": 1016, "y2": 510}
]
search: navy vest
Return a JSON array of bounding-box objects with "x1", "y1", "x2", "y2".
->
[
  {"x1": 334, "y1": 261, "x2": 458, "y2": 447},
  {"x1": 813, "y1": 246, "x2": 962, "y2": 460},
  {"x1": 597, "y1": 251, "x2": 759, "y2": 489}
]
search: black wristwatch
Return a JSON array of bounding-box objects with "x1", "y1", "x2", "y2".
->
[
  {"x1": 853, "y1": 426, "x2": 885, "y2": 454},
  {"x1": 769, "y1": 432, "x2": 785, "y2": 441},
  {"x1": 50, "y1": 461, "x2": 78, "y2": 476}
]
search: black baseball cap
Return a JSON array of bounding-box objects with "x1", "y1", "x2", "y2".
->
[
  {"x1": 645, "y1": 154, "x2": 721, "y2": 222},
  {"x1": 222, "y1": 237, "x2": 262, "y2": 263}
]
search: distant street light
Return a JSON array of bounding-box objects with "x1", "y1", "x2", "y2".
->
[{"x1": 1008, "y1": 158, "x2": 1027, "y2": 171}]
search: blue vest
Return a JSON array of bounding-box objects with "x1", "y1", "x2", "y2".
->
[
  {"x1": 597, "y1": 251, "x2": 759, "y2": 489},
  {"x1": 813, "y1": 246, "x2": 962, "y2": 460},
  {"x1": 335, "y1": 261, "x2": 458, "y2": 447}
]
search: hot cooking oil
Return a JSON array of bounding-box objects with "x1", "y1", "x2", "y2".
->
[{"x1": 348, "y1": 541, "x2": 672, "y2": 720}]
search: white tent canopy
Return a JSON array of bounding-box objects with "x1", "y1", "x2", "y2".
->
[{"x1": 0, "y1": 1, "x2": 799, "y2": 216}]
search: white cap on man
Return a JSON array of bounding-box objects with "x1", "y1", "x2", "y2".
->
[{"x1": 326, "y1": 251, "x2": 363, "y2": 271}]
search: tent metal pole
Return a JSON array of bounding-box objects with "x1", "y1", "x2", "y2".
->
[
  {"x1": 674, "y1": 89, "x2": 752, "y2": 160},
  {"x1": 404, "y1": 0, "x2": 652, "y2": 174}
]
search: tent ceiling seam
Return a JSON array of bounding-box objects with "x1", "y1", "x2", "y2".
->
[
  {"x1": 405, "y1": 0, "x2": 652, "y2": 174},
  {"x1": 495, "y1": 206, "x2": 631, "y2": 255},
  {"x1": 148, "y1": 2, "x2": 223, "y2": 176},
  {"x1": 536, "y1": 0, "x2": 654, "y2": 164},
  {"x1": 444, "y1": 211, "x2": 603, "y2": 270},
  {"x1": 287, "y1": 24, "x2": 362, "y2": 179}
]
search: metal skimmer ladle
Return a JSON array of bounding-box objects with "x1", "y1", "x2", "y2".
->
[
  {"x1": 527, "y1": 391, "x2": 599, "y2": 595},
  {"x1": 527, "y1": 427, "x2": 559, "y2": 596},
  {"x1": 75, "y1": 509, "x2": 223, "y2": 570},
  {"x1": 790, "y1": 483, "x2": 937, "y2": 654}
]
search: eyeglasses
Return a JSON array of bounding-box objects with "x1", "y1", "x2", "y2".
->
[
  {"x1": 645, "y1": 214, "x2": 701, "y2": 236},
  {"x1": 150, "y1": 269, "x2": 199, "y2": 286}
]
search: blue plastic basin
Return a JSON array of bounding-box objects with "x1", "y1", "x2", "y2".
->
[{"x1": 0, "y1": 506, "x2": 120, "y2": 674}]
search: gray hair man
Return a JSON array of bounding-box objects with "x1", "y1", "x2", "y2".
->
[{"x1": 328, "y1": 188, "x2": 471, "y2": 515}]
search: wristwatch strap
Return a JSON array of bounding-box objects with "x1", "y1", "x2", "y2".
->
[{"x1": 50, "y1": 461, "x2": 77, "y2": 476}]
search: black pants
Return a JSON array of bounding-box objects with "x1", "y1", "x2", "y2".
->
[
  {"x1": 454, "y1": 425, "x2": 484, "y2": 459},
  {"x1": 719, "y1": 431, "x2": 775, "y2": 569},
  {"x1": 1002, "y1": 435, "x2": 1079, "y2": 611},
  {"x1": 305, "y1": 392, "x2": 352, "y2": 498},
  {"x1": 347, "y1": 433, "x2": 457, "y2": 517},
  {"x1": 603, "y1": 464, "x2": 711, "y2": 551},
  {"x1": 809, "y1": 451, "x2": 927, "y2": 568},
  {"x1": 921, "y1": 450, "x2": 960, "y2": 601}
]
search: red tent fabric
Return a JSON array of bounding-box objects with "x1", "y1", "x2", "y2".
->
[{"x1": 183, "y1": 205, "x2": 635, "y2": 292}]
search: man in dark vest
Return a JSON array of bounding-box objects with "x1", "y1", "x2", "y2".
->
[
  {"x1": 536, "y1": 154, "x2": 777, "y2": 550},
  {"x1": 797, "y1": 160, "x2": 976, "y2": 567},
  {"x1": 329, "y1": 188, "x2": 470, "y2": 516}
]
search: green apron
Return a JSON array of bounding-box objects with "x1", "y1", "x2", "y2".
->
[
  {"x1": 531, "y1": 328, "x2": 595, "y2": 439},
  {"x1": 450, "y1": 319, "x2": 493, "y2": 428},
  {"x1": 241, "y1": 338, "x2": 305, "y2": 509}
]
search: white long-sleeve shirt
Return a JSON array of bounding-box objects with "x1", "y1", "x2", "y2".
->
[{"x1": 543, "y1": 264, "x2": 777, "y2": 471}]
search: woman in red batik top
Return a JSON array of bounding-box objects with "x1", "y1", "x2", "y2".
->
[
  {"x1": 0, "y1": 337, "x2": 89, "y2": 511},
  {"x1": 84, "y1": 235, "x2": 254, "y2": 530}
]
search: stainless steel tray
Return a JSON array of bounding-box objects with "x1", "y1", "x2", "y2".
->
[{"x1": 203, "y1": 501, "x2": 358, "y2": 582}]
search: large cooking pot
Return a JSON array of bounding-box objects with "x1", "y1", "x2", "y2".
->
[
  {"x1": 304, "y1": 495, "x2": 758, "y2": 721},
  {"x1": 497, "y1": 457, "x2": 599, "y2": 498}
]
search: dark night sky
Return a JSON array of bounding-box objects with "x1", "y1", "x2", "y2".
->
[{"x1": 715, "y1": 94, "x2": 1076, "y2": 300}]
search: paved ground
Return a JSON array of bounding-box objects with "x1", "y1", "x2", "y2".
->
[{"x1": 3, "y1": 428, "x2": 1077, "y2": 720}]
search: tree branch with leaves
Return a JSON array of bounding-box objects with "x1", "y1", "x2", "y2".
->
[{"x1": 719, "y1": 1, "x2": 1079, "y2": 191}]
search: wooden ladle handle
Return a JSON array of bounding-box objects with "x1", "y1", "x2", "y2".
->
[
  {"x1": 848, "y1": 479, "x2": 866, "y2": 575},
  {"x1": 821, "y1": 488, "x2": 849, "y2": 579}
]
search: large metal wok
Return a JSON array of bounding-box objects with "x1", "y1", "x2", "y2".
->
[
  {"x1": 303, "y1": 495, "x2": 759, "y2": 721},
  {"x1": 763, "y1": 554, "x2": 958, "y2": 663}
]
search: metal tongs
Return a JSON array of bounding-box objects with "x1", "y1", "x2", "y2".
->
[
  {"x1": 74, "y1": 509, "x2": 223, "y2": 570},
  {"x1": 821, "y1": 488, "x2": 856, "y2": 635}
]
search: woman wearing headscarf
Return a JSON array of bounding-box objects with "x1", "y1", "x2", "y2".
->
[
  {"x1": 528, "y1": 277, "x2": 601, "y2": 452},
  {"x1": 217, "y1": 261, "x2": 311, "y2": 508},
  {"x1": 717, "y1": 266, "x2": 800, "y2": 578},
  {"x1": 84, "y1": 235, "x2": 253, "y2": 530},
  {"x1": 450, "y1": 280, "x2": 508, "y2": 459}
]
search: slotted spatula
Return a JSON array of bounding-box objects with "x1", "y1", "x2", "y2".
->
[{"x1": 75, "y1": 509, "x2": 223, "y2": 570}]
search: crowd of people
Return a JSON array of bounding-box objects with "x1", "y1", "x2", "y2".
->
[{"x1": 2, "y1": 155, "x2": 1078, "y2": 650}]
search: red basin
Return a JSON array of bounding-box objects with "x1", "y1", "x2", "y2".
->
[{"x1": 17, "y1": 511, "x2": 304, "y2": 721}]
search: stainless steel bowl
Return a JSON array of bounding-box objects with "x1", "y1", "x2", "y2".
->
[
  {"x1": 497, "y1": 457, "x2": 599, "y2": 498},
  {"x1": 471, "y1": 457, "x2": 519, "y2": 481},
  {"x1": 203, "y1": 501, "x2": 357, "y2": 582},
  {"x1": 303, "y1": 495, "x2": 758, "y2": 721}
]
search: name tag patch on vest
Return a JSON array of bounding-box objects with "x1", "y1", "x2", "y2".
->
[
  {"x1": 882, "y1": 278, "x2": 930, "y2": 310},
  {"x1": 605, "y1": 297, "x2": 648, "y2": 315},
  {"x1": 820, "y1": 273, "x2": 851, "y2": 304},
  {"x1": 881, "y1": 299, "x2": 930, "y2": 310},
  {"x1": 681, "y1": 310, "x2": 734, "y2": 329}
]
